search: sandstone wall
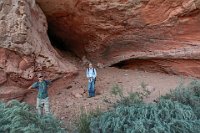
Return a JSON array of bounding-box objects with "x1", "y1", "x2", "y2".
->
[
  {"x1": 0, "y1": 0, "x2": 77, "y2": 101},
  {"x1": 37, "y1": 0, "x2": 200, "y2": 77}
]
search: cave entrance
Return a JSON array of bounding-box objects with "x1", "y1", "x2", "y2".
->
[
  {"x1": 48, "y1": 29, "x2": 69, "y2": 52},
  {"x1": 47, "y1": 28, "x2": 79, "y2": 61},
  {"x1": 111, "y1": 58, "x2": 200, "y2": 78},
  {"x1": 111, "y1": 59, "x2": 169, "y2": 73}
]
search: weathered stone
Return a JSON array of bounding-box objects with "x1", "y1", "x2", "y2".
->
[
  {"x1": 1, "y1": 0, "x2": 200, "y2": 101},
  {"x1": 0, "y1": 20, "x2": 6, "y2": 37},
  {"x1": 0, "y1": 48, "x2": 6, "y2": 69},
  {"x1": 11, "y1": 33, "x2": 27, "y2": 44},
  {"x1": 0, "y1": 86, "x2": 25, "y2": 101},
  {"x1": 0, "y1": 0, "x2": 77, "y2": 101},
  {"x1": 18, "y1": 56, "x2": 34, "y2": 70},
  {"x1": 71, "y1": 91, "x2": 83, "y2": 98},
  {"x1": 0, "y1": 70, "x2": 7, "y2": 84},
  {"x1": 37, "y1": 0, "x2": 200, "y2": 77}
]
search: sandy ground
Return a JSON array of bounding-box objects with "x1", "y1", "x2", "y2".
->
[{"x1": 37, "y1": 67, "x2": 193, "y2": 131}]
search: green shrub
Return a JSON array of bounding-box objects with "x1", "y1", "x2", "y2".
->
[
  {"x1": 110, "y1": 84, "x2": 123, "y2": 98},
  {"x1": 115, "y1": 92, "x2": 143, "y2": 107},
  {"x1": 141, "y1": 81, "x2": 148, "y2": 90},
  {"x1": 76, "y1": 80, "x2": 200, "y2": 133},
  {"x1": 140, "y1": 82, "x2": 151, "y2": 97},
  {"x1": 161, "y1": 80, "x2": 200, "y2": 117},
  {"x1": 88, "y1": 80, "x2": 200, "y2": 133},
  {"x1": 111, "y1": 84, "x2": 144, "y2": 107},
  {"x1": 90, "y1": 99, "x2": 200, "y2": 133},
  {"x1": 0, "y1": 100, "x2": 65, "y2": 133},
  {"x1": 76, "y1": 107, "x2": 102, "y2": 133},
  {"x1": 77, "y1": 112, "x2": 91, "y2": 133}
]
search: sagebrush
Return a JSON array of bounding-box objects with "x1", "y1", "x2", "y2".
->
[
  {"x1": 90, "y1": 99, "x2": 200, "y2": 133},
  {"x1": 161, "y1": 80, "x2": 200, "y2": 118},
  {"x1": 76, "y1": 107, "x2": 102, "y2": 133},
  {"x1": 111, "y1": 84, "x2": 144, "y2": 107},
  {"x1": 0, "y1": 100, "x2": 65, "y2": 133},
  {"x1": 76, "y1": 80, "x2": 200, "y2": 133}
]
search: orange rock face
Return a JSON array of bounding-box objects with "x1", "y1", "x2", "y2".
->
[
  {"x1": 1, "y1": 0, "x2": 200, "y2": 100},
  {"x1": 37, "y1": 0, "x2": 200, "y2": 77},
  {"x1": 0, "y1": 0, "x2": 77, "y2": 101}
]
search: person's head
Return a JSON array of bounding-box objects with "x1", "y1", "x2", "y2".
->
[
  {"x1": 89, "y1": 63, "x2": 93, "y2": 68},
  {"x1": 37, "y1": 73, "x2": 44, "y2": 82}
]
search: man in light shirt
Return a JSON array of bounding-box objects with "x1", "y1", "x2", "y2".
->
[{"x1": 86, "y1": 63, "x2": 97, "y2": 98}]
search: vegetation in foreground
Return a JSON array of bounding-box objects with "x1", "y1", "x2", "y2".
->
[
  {"x1": 77, "y1": 80, "x2": 200, "y2": 133},
  {"x1": 0, "y1": 100, "x2": 65, "y2": 133}
]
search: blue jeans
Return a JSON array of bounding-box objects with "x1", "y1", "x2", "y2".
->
[{"x1": 88, "y1": 80, "x2": 95, "y2": 97}]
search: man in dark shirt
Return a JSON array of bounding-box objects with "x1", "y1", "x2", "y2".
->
[{"x1": 28, "y1": 73, "x2": 51, "y2": 115}]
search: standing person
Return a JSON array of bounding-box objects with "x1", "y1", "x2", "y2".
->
[
  {"x1": 28, "y1": 73, "x2": 51, "y2": 115},
  {"x1": 86, "y1": 63, "x2": 97, "y2": 98}
]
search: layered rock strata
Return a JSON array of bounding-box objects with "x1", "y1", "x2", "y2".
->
[{"x1": 37, "y1": 0, "x2": 200, "y2": 77}]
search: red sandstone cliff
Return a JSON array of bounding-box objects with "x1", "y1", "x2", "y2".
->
[
  {"x1": 0, "y1": 0, "x2": 77, "y2": 101},
  {"x1": 1, "y1": 0, "x2": 200, "y2": 101},
  {"x1": 37, "y1": 0, "x2": 200, "y2": 77}
]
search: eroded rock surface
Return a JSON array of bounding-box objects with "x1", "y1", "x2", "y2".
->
[
  {"x1": 0, "y1": 0, "x2": 77, "y2": 101},
  {"x1": 1, "y1": 0, "x2": 200, "y2": 100},
  {"x1": 37, "y1": 0, "x2": 200, "y2": 77}
]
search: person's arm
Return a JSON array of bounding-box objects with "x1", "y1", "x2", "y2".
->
[
  {"x1": 23, "y1": 85, "x2": 33, "y2": 93},
  {"x1": 27, "y1": 85, "x2": 32, "y2": 90},
  {"x1": 25, "y1": 82, "x2": 38, "y2": 93},
  {"x1": 28, "y1": 82, "x2": 38, "y2": 90}
]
